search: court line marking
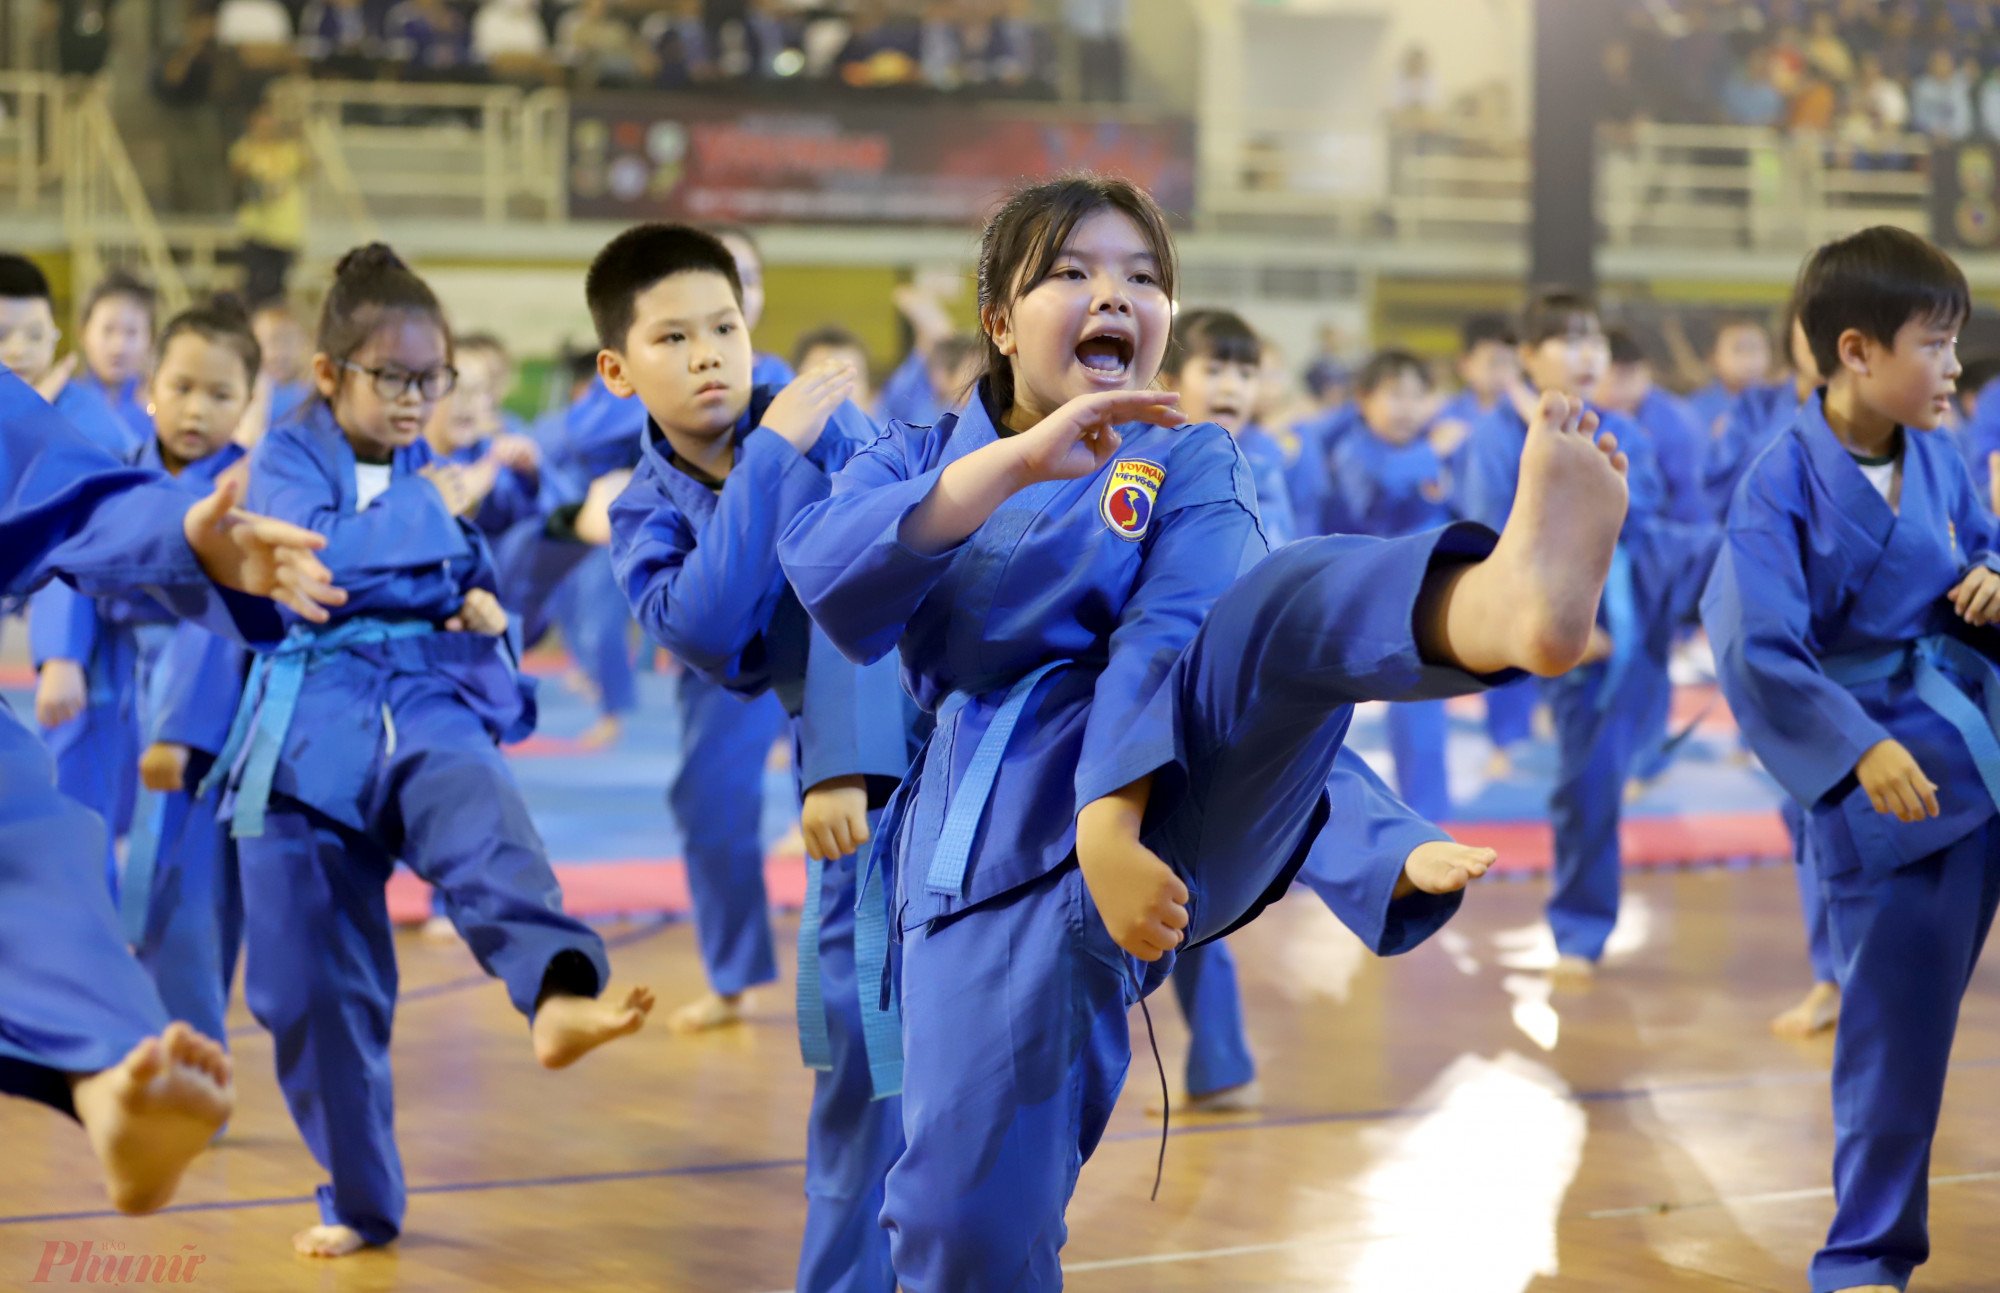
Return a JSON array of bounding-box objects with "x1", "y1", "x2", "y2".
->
[{"x1": 8, "y1": 1053, "x2": 1999, "y2": 1229}]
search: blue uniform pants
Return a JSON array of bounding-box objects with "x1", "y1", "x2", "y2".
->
[
  {"x1": 1483, "y1": 675, "x2": 1537, "y2": 752},
  {"x1": 1385, "y1": 699, "x2": 1451, "y2": 822},
  {"x1": 1811, "y1": 818, "x2": 2000, "y2": 1293},
  {"x1": 0, "y1": 708, "x2": 167, "y2": 1115},
  {"x1": 797, "y1": 848, "x2": 902, "y2": 1293},
  {"x1": 669, "y1": 671, "x2": 787, "y2": 997},
  {"x1": 554, "y1": 549, "x2": 637, "y2": 718},
  {"x1": 238, "y1": 689, "x2": 611, "y2": 1245},
  {"x1": 1544, "y1": 662, "x2": 1649, "y2": 962},
  {"x1": 41, "y1": 626, "x2": 141, "y2": 893},
  {"x1": 1167, "y1": 941, "x2": 1255, "y2": 1097},
  {"x1": 883, "y1": 529, "x2": 1500, "y2": 1291},
  {"x1": 130, "y1": 751, "x2": 242, "y2": 1046},
  {"x1": 1782, "y1": 798, "x2": 1837, "y2": 985}
]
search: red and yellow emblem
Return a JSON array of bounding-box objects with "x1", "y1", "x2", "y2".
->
[{"x1": 1100, "y1": 458, "x2": 1165, "y2": 541}]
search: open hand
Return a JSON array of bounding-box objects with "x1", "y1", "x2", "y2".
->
[{"x1": 182, "y1": 475, "x2": 344, "y2": 622}]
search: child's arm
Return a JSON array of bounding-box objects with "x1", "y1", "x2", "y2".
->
[
  {"x1": 27, "y1": 579, "x2": 98, "y2": 727},
  {"x1": 1943, "y1": 447, "x2": 2000, "y2": 626}
]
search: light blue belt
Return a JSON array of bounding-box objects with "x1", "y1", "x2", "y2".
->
[
  {"x1": 1823, "y1": 633, "x2": 2000, "y2": 811},
  {"x1": 1595, "y1": 543, "x2": 1638, "y2": 712},
  {"x1": 796, "y1": 834, "x2": 902, "y2": 1099},
  {"x1": 925, "y1": 661, "x2": 1064, "y2": 897},
  {"x1": 197, "y1": 617, "x2": 436, "y2": 838}
]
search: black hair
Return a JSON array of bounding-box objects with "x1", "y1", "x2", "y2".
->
[
  {"x1": 1959, "y1": 354, "x2": 2000, "y2": 395},
  {"x1": 1709, "y1": 312, "x2": 1769, "y2": 352},
  {"x1": 974, "y1": 173, "x2": 1179, "y2": 414},
  {"x1": 793, "y1": 324, "x2": 868, "y2": 373},
  {"x1": 317, "y1": 243, "x2": 451, "y2": 369},
  {"x1": 1520, "y1": 287, "x2": 1602, "y2": 349},
  {"x1": 81, "y1": 269, "x2": 157, "y2": 331},
  {"x1": 157, "y1": 293, "x2": 262, "y2": 386},
  {"x1": 1356, "y1": 348, "x2": 1432, "y2": 396},
  {"x1": 1460, "y1": 312, "x2": 1517, "y2": 353},
  {"x1": 0, "y1": 253, "x2": 51, "y2": 302},
  {"x1": 1794, "y1": 225, "x2": 1970, "y2": 380},
  {"x1": 585, "y1": 223, "x2": 743, "y2": 352},
  {"x1": 1164, "y1": 308, "x2": 1261, "y2": 377},
  {"x1": 1605, "y1": 326, "x2": 1648, "y2": 368}
]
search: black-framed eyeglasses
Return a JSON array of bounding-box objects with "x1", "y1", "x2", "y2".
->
[{"x1": 341, "y1": 361, "x2": 457, "y2": 401}]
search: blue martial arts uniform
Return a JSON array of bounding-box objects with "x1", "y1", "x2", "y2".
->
[
  {"x1": 1462, "y1": 394, "x2": 1718, "y2": 962},
  {"x1": 781, "y1": 385, "x2": 1509, "y2": 1291},
  {"x1": 85, "y1": 373, "x2": 153, "y2": 447},
  {"x1": 1704, "y1": 380, "x2": 1803, "y2": 520},
  {"x1": 1234, "y1": 424, "x2": 1297, "y2": 546},
  {"x1": 218, "y1": 404, "x2": 614, "y2": 1247},
  {"x1": 1685, "y1": 379, "x2": 1739, "y2": 438},
  {"x1": 1330, "y1": 426, "x2": 1459, "y2": 822},
  {"x1": 609, "y1": 388, "x2": 913, "y2": 1293},
  {"x1": 1624, "y1": 387, "x2": 1715, "y2": 785},
  {"x1": 0, "y1": 368, "x2": 281, "y2": 1115},
  {"x1": 878, "y1": 350, "x2": 942, "y2": 428},
  {"x1": 1703, "y1": 393, "x2": 2000, "y2": 1293},
  {"x1": 1436, "y1": 396, "x2": 1538, "y2": 755},
  {"x1": 1283, "y1": 402, "x2": 1364, "y2": 537}
]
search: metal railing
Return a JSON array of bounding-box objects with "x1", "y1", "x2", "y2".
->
[
  {"x1": 0, "y1": 71, "x2": 68, "y2": 216},
  {"x1": 269, "y1": 78, "x2": 568, "y2": 229},
  {"x1": 63, "y1": 83, "x2": 191, "y2": 314}
]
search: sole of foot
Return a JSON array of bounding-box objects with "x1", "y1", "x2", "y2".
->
[
  {"x1": 1770, "y1": 983, "x2": 1841, "y2": 1039},
  {"x1": 293, "y1": 1224, "x2": 371, "y2": 1259},
  {"x1": 74, "y1": 1022, "x2": 234, "y2": 1215},
  {"x1": 666, "y1": 990, "x2": 751, "y2": 1036},
  {"x1": 533, "y1": 986, "x2": 655, "y2": 1068},
  {"x1": 576, "y1": 716, "x2": 623, "y2": 751},
  {"x1": 1489, "y1": 391, "x2": 1631, "y2": 676}
]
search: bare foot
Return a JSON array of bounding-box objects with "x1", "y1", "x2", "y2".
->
[
  {"x1": 666, "y1": 990, "x2": 751, "y2": 1035},
  {"x1": 561, "y1": 668, "x2": 598, "y2": 703},
  {"x1": 1623, "y1": 777, "x2": 1651, "y2": 804},
  {"x1": 1771, "y1": 981, "x2": 1841, "y2": 1039},
  {"x1": 1551, "y1": 954, "x2": 1596, "y2": 987},
  {"x1": 1448, "y1": 392, "x2": 1630, "y2": 677},
  {"x1": 420, "y1": 913, "x2": 458, "y2": 942},
  {"x1": 1395, "y1": 841, "x2": 1498, "y2": 898},
  {"x1": 293, "y1": 1224, "x2": 370, "y2": 1258},
  {"x1": 1148, "y1": 1079, "x2": 1263, "y2": 1116},
  {"x1": 1483, "y1": 747, "x2": 1516, "y2": 780},
  {"x1": 532, "y1": 986, "x2": 654, "y2": 1068},
  {"x1": 70, "y1": 1023, "x2": 234, "y2": 1214},
  {"x1": 576, "y1": 715, "x2": 622, "y2": 750}
]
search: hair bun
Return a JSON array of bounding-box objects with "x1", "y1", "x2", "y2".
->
[
  {"x1": 333, "y1": 243, "x2": 409, "y2": 280},
  {"x1": 204, "y1": 292, "x2": 251, "y2": 326}
]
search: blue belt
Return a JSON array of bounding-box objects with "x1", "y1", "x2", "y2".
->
[
  {"x1": 1823, "y1": 633, "x2": 2000, "y2": 811},
  {"x1": 198, "y1": 617, "x2": 437, "y2": 838},
  {"x1": 796, "y1": 834, "x2": 903, "y2": 1099},
  {"x1": 925, "y1": 661, "x2": 1064, "y2": 897}
]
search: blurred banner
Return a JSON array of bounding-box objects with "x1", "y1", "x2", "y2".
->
[
  {"x1": 1932, "y1": 140, "x2": 2000, "y2": 253},
  {"x1": 567, "y1": 94, "x2": 1196, "y2": 225}
]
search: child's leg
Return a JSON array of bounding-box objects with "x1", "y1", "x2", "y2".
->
[
  {"x1": 1544, "y1": 667, "x2": 1640, "y2": 964},
  {"x1": 564, "y1": 550, "x2": 637, "y2": 721},
  {"x1": 884, "y1": 867, "x2": 1132, "y2": 1293},
  {"x1": 796, "y1": 849, "x2": 901, "y2": 1293},
  {"x1": 134, "y1": 782, "x2": 234, "y2": 1044},
  {"x1": 237, "y1": 800, "x2": 405, "y2": 1252},
  {"x1": 667, "y1": 671, "x2": 785, "y2": 1027},
  {"x1": 1773, "y1": 798, "x2": 1842, "y2": 1038},
  {"x1": 1385, "y1": 699, "x2": 1452, "y2": 823},
  {"x1": 1169, "y1": 941, "x2": 1256, "y2": 1100},
  {"x1": 1625, "y1": 649, "x2": 1677, "y2": 787},
  {"x1": 43, "y1": 693, "x2": 139, "y2": 891},
  {"x1": 1811, "y1": 821, "x2": 2000, "y2": 1293}
]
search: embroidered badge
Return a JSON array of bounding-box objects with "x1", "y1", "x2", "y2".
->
[{"x1": 1100, "y1": 458, "x2": 1166, "y2": 541}]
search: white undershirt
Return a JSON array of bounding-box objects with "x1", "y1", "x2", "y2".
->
[
  {"x1": 1853, "y1": 455, "x2": 1899, "y2": 504},
  {"x1": 354, "y1": 462, "x2": 394, "y2": 510}
]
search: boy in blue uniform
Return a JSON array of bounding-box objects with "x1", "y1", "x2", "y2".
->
[
  {"x1": 589, "y1": 223, "x2": 913, "y2": 1293},
  {"x1": 0, "y1": 363, "x2": 344, "y2": 1216},
  {"x1": 1461, "y1": 289, "x2": 1718, "y2": 982},
  {"x1": 220, "y1": 245, "x2": 652, "y2": 1258},
  {"x1": 1687, "y1": 313, "x2": 1776, "y2": 434},
  {"x1": 780, "y1": 174, "x2": 1632, "y2": 1290},
  {"x1": 1331, "y1": 349, "x2": 1462, "y2": 823},
  {"x1": 1703, "y1": 226, "x2": 1998, "y2": 1293}
]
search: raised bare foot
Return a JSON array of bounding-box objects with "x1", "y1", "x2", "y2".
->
[
  {"x1": 666, "y1": 989, "x2": 751, "y2": 1035},
  {"x1": 533, "y1": 985, "x2": 654, "y2": 1068},
  {"x1": 576, "y1": 715, "x2": 623, "y2": 751},
  {"x1": 70, "y1": 1022, "x2": 234, "y2": 1214},
  {"x1": 1148, "y1": 1079, "x2": 1263, "y2": 1116},
  {"x1": 1771, "y1": 981, "x2": 1841, "y2": 1039},
  {"x1": 293, "y1": 1224, "x2": 370, "y2": 1258},
  {"x1": 1395, "y1": 841, "x2": 1498, "y2": 898},
  {"x1": 1484, "y1": 391, "x2": 1630, "y2": 675},
  {"x1": 1551, "y1": 954, "x2": 1597, "y2": 987}
]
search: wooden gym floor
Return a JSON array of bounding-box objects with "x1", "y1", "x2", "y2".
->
[{"x1": 3, "y1": 862, "x2": 1998, "y2": 1292}]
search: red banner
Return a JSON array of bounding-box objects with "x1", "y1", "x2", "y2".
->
[{"x1": 568, "y1": 94, "x2": 1196, "y2": 225}]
